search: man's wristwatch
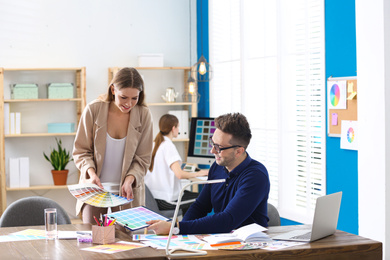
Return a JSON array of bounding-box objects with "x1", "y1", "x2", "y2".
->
[{"x1": 172, "y1": 221, "x2": 180, "y2": 235}]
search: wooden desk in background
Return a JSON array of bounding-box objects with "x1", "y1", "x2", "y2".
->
[{"x1": 0, "y1": 224, "x2": 382, "y2": 259}]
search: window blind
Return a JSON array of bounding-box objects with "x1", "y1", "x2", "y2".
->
[{"x1": 209, "y1": 0, "x2": 325, "y2": 223}]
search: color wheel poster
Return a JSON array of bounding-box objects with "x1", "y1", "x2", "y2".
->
[
  {"x1": 328, "y1": 80, "x2": 347, "y2": 109},
  {"x1": 340, "y1": 120, "x2": 358, "y2": 150}
]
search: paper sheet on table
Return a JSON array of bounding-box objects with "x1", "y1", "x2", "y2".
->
[{"x1": 82, "y1": 241, "x2": 147, "y2": 254}]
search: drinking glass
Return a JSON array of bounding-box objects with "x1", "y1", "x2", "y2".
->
[{"x1": 44, "y1": 208, "x2": 57, "y2": 240}]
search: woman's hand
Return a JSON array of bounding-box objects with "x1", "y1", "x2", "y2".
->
[
  {"x1": 197, "y1": 169, "x2": 209, "y2": 177},
  {"x1": 146, "y1": 220, "x2": 171, "y2": 235},
  {"x1": 121, "y1": 175, "x2": 135, "y2": 200},
  {"x1": 87, "y1": 168, "x2": 103, "y2": 188}
]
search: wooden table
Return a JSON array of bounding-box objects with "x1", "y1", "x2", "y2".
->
[
  {"x1": 0, "y1": 224, "x2": 165, "y2": 259},
  {"x1": 0, "y1": 224, "x2": 381, "y2": 259}
]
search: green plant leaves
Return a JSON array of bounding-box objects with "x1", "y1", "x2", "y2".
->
[{"x1": 43, "y1": 138, "x2": 73, "y2": 170}]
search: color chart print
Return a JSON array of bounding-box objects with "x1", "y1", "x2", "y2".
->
[
  {"x1": 194, "y1": 119, "x2": 216, "y2": 156},
  {"x1": 133, "y1": 234, "x2": 179, "y2": 241},
  {"x1": 347, "y1": 127, "x2": 354, "y2": 143},
  {"x1": 105, "y1": 206, "x2": 170, "y2": 231},
  {"x1": 138, "y1": 235, "x2": 210, "y2": 250},
  {"x1": 340, "y1": 120, "x2": 358, "y2": 151},
  {"x1": 327, "y1": 80, "x2": 347, "y2": 109},
  {"x1": 0, "y1": 229, "x2": 46, "y2": 242},
  {"x1": 82, "y1": 241, "x2": 147, "y2": 254},
  {"x1": 330, "y1": 84, "x2": 340, "y2": 107},
  {"x1": 68, "y1": 183, "x2": 131, "y2": 208}
]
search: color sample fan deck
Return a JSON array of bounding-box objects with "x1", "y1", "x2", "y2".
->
[{"x1": 68, "y1": 183, "x2": 131, "y2": 208}]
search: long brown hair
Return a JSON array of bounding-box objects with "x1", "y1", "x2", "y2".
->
[
  {"x1": 149, "y1": 114, "x2": 179, "y2": 171},
  {"x1": 100, "y1": 67, "x2": 146, "y2": 106}
]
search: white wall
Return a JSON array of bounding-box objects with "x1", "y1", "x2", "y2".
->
[
  {"x1": 356, "y1": 0, "x2": 390, "y2": 258},
  {"x1": 0, "y1": 0, "x2": 197, "y2": 219}
]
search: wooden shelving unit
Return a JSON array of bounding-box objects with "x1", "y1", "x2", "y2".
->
[{"x1": 0, "y1": 67, "x2": 86, "y2": 213}]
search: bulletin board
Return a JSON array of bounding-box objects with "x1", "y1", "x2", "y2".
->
[{"x1": 328, "y1": 76, "x2": 357, "y2": 137}]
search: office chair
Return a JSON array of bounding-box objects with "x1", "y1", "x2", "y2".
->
[
  {"x1": 267, "y1": 203, "x2": 281, "y2": 226},
  {"x1": 0, "y1": 196, "x2": 71, "y2": 227},
  {"x1": 145, "y1": 184, "x2": 181, "y2": 218}
]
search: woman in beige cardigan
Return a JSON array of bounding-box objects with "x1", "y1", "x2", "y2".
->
[{"x1": 73, "y1": 67, "x2": 153, "y2": 224}]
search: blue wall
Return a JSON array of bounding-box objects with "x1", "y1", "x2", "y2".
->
[
  {"x1": 196, "y1": 0, "x2": 210, "y2": 117},
  {"x1": 198, "y1": 0, "x2": 359, "y2": 234},
  {"x1": 325, "y1": 0, "x2": 358, "y2": 235}
]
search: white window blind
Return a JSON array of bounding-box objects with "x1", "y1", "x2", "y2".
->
[{"x1": 209, "y1": 0, "x2": 325, "y2": 223}]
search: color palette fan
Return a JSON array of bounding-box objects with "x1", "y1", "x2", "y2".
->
[
  {"x1": 105, "y1": 206, "x2": 170, "y2": 231},
  {"x1": 68, "y1": 183, "x2": 131, "y2": 208}
]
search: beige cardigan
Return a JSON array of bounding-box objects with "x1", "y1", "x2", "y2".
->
[{"x1": 73, "y1": 99, "x2": 153, "y2": 216}]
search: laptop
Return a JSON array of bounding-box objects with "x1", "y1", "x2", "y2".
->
[{"x1": 272, "y1": 191, "x2": 342, "y2": 242}]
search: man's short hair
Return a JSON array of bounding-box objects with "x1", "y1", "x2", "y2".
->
[{"x1": 214, "y1": 113, "x2": 252, "y2": 149}]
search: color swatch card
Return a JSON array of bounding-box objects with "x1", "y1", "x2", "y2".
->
[
  {"x1": 68, "y1": 183, "x2": 131, "y2": 208},
  {"x1": 105, "y1": 206, "x2": 170, "y2": 231}
]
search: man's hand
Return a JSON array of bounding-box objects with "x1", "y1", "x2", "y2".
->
[{"x1": 146, "y1": 220, "x2": 172, "y2": 235}]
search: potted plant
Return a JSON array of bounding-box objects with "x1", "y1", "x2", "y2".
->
[{"x1": 43, "y1": 138, "x2": 73, "y2": 185}]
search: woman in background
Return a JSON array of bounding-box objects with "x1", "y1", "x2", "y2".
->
[
  {"x1": 145, "y1": 114, "x2": 208, "y2": 215},
  {"x1": 73, "y1": 67, "x2": 153, "y2": 224}
]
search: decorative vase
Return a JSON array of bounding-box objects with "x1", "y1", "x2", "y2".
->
[{"x1": 51, "y1": 169, "x2": 69, "y2": 185}]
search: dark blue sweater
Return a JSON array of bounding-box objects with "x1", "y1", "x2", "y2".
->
[{"x1": 180, "y1": 153, "x2": 270, "y2": 234}]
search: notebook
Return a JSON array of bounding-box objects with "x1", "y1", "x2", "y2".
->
[
  {"x1": 272, "y1": 191, "x2": 342, "y2": 242},
  {"x1": 201, "y1": 223, "x2": 270, "y2": 244}
]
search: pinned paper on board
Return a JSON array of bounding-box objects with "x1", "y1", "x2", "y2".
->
[
  {"x1": 347, "y1": 81, "x2": 357, "y2": 100},
  {"x1": 340, "y1": 120, "x2": 358, "y2": 150},
  {"x1": 328, "y1": 80, "x2": 347, "y2": 109},
  {"x1": 331, "y1": 113, "x2": 338, "y2": 126}
]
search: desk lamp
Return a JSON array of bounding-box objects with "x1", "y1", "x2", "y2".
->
[{"x1": 165, "y1": 179, "x2": 226, "y2": 257}]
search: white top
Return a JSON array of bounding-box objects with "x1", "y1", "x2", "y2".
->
[
  {"x1": 100, "y1": 133, "x2": 127, "y2": 192},
  {"x1": 145, "y1": 136, "x2": 182, "y2": 201}
]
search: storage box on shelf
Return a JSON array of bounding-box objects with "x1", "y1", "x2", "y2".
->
[
  {"x1": 47, "y1": 83, "x2": 74, "y2": 99},
  {"x1": 47, "y1": 123, "x2": 75, "y2": 133},
  {"x1": 11, "y1": 84, "x2": 39, "y2": 99},
  {"x1": 0, "y1": 67, "x2": 86, "y2": 214}
]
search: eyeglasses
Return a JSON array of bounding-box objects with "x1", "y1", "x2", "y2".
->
[{"x1": 209, "y1": 137, "x2": 241, "y2": 154}]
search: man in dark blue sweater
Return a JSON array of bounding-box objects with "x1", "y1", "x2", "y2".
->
[{"x1": 147, "y1": 113, "x2": 270, "y2": 235}]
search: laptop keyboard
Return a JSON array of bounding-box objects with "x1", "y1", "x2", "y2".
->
[{"x1": 291, "y1": 232, "x2": 311, "y2": 240}]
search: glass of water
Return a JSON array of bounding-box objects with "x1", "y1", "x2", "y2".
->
[{"x1": 44, "y1": 208, "x2": 57, "y2": 240}]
